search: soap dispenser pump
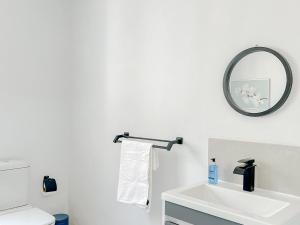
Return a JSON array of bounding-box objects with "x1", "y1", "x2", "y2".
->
[{"x1": 208, "y1": 158, "x2": 218, "y2": 184}]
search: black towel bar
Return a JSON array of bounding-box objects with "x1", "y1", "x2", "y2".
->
[{"x1": 113, "y1": 132, "x2": 183, "y2": 151}]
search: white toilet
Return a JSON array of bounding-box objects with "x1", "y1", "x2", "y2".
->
[{"x1": 0, "y1": 160, "x2": 55, "y2": 225}]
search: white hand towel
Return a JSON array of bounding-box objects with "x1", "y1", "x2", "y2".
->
[{"x1": 117, "y1": 140, "x2": 159, "y2": 210}]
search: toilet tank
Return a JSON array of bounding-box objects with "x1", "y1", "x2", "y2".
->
[{"x1": 0, "y1": 160, "x2": 30, "y2": 211}]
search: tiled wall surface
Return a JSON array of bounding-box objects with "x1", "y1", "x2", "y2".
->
[{"x1": 209, "y1": 138, "x2": 300, "y2": 196}]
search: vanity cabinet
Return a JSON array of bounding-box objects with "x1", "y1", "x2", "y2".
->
[{"x1": 164, "y1": 202, "x2": 242, "y2": 225}]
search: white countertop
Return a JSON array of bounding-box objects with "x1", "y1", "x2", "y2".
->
[{"x1": 162, "y1": 181, "x2": 300, "y2": 225}]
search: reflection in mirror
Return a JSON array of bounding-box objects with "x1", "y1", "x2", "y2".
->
[
  {"x1": 223, "y1": 47, "x2": 293, "y2": 117},
  {"x1": 230, "y1": 52, "x2": 286, "y2": 113}
]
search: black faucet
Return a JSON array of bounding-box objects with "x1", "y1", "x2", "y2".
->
[{"x1": 233, "y1": 158, "x2": 256, "y2": 192}]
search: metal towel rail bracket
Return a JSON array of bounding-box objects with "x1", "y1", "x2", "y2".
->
[{"x1": 113, "y1": 132, "x2": 183, "y2": 151}]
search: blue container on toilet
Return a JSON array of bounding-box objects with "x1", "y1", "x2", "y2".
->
[{"x1": 54, "y1": 214, "x2": 69, "y2": 225}]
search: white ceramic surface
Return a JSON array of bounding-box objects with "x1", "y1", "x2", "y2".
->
[
  {"x1": 162, "y1": 182, "x2": 300, "y2": 225},
  {"x1": 0, "y1": 207, "x2": 55, "y2": 225},
  {"x1": 0, "y1": 160, "x2": 29, "y2": 211},
  {"x1": 0, "y1": 160, "x2": 55, "y2": 225},
  {"x1": 182, "y1": 184, "x2": 289, "y2": 218}
]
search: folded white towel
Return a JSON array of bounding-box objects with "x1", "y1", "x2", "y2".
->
[{"x1": 117, "y1": 140, "x2": 159, "y2": 210}]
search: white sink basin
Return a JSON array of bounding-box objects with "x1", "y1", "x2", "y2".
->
[
  {"x1": 181, "y1": 184, "x2": 289, "y2": 218},
  {"x1": 162, "y1": 182, "x2": 300, "y2": 225}
]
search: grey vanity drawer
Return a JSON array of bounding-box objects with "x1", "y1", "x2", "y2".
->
[
  {"x1": 165, "y1": 222, "x2": 178, "y2": 225},
  {"x1": 165, "y1": 202, "x2": 242, "y2": 225}
]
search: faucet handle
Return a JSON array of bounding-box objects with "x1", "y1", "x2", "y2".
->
[{"x1": 238, "y1": 158, "x2": 255, "y2": 165}]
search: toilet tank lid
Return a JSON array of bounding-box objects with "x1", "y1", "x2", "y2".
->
[
  {"x1": 0, "y1": 160, "x2": 29, "y2": 171},
  {"x1": 0, "y1": 208, "x2": 55, "y2": 225}
]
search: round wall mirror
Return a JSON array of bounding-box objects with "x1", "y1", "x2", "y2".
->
[{"x1": 223, "y1": 47, "x2": 293, "y2": 117}]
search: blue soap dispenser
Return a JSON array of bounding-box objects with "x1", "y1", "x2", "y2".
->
[{"x1": 208, "y1": 158, "x2": 218, "y2": 184}]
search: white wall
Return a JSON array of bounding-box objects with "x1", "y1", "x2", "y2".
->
[
  {"x1": 0, "y1": 0, "x2": 71, "y2": 214},
  {"x1": 69, "y1": 0, "x2": 300, "y2": 224}
]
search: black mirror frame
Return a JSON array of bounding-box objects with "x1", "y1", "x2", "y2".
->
[{"x1": 223, "y1": 47, "x2": 293, "y2": 117}]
